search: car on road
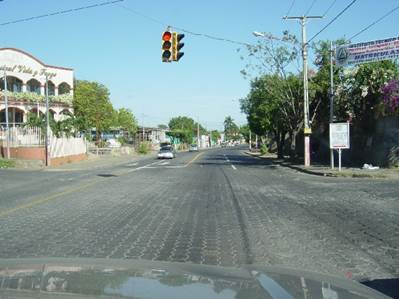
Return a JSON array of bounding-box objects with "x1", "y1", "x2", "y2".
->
[
  {"x1": 157, "y1": 147, "x2": 175, "y2": 159},
  {"x1": 189, "y1": 144, "x2": 198, "y2": 152}
]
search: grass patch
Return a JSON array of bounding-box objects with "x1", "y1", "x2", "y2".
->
[{"x1": 0, "y1": 158, "x2": 16, "y2": 168}]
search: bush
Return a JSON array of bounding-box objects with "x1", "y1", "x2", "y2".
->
[
  {"x1": 117, "y1": 136, "x2": 128, "y2": 146},
  {"x1": 137, "y1": 142, "x2": 150, "y2": 154},
  {"x1": 0, "y1": 159, "x2": 16, "y2": 168},
  {"x1": 260, "y1": 144, "x2": 268, "y2": 155}
]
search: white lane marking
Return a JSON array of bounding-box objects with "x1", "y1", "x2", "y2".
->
[
  {"x1": 159, "y1": 161, "x2": 170, "y2": 165},
  {"x1": 127, "y1": 162, "x2": 139, "y2": 166},
  {"x1": 127, "y1": 161, "x2": 162, "y2": 173},
  {"x1": 231, "y1": 165, "x2": 237, "y2": 170}
]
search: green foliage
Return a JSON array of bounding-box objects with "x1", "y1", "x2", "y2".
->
[
  {"x1": 0, "y1": 91, "x2": 73, "y2": 104},
  {"x1": 0, "y1": 159, "x2": 15, "y2": 168},
  {"x1": 158, "y1": 124, "x2": 168, "y2": 129},
  {"x1": 137, "y1": 142, "x2": 150, "y2": 154},
  {"x1": 210, "y1": 130, "x2": 221, "y2": 143},
  {"x1": 239, "y1": 124, "x2": 250, "y2": 142},
  {"x1": 260, "y1": 144, "x2": 268, "y2": 155},
  {"x1": 73, "y1": 80, "x2": 115, "y2": 140},
  {"x1": 168, "y1": 116, "x2": 206, "y2": 144},
  {"x1": 116, "y1": 108, "x2": 137, "y2": 134},
  {"x1": 223, "y1": 116, "x2": 239, "y2": 141},
  {"x1": 117, "y1": 136, "x2": 128, "y2": 145}
]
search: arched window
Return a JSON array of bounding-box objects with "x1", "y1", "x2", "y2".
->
[
  {"x1": 26, "y1": 79, "x2": 41, "y2": 94},
  {"x1": 0, "y1": 108, "x2": 24, "y2": 124},
  {"x1": 49, "y1": 109, "x2": 56, "y2": 120},
  {"x1": 47, "y1": 81, "x2": 55, "y2": 96},
  {"x1": 0, "y1": 76, "x2": 23, "y2": 92},
  {"x1": 58, "y1": 82, "x2": 71, "y2": 95}
]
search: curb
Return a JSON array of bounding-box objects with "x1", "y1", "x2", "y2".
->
[{"x1": 244, "y1": 151, "x2": 389, "y2": 179}]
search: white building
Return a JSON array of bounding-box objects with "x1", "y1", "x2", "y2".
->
[{"x1": 0, "y1": 48, "x2": 74, "y2": 126}]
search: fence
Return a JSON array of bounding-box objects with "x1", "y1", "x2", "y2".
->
[
  {"x1": 49, "y1": 135, "x2": 86, "y2": 158},
  {"x1": 0, "y1": 126, "x2": 87, "y2": 160},
  {"x1": 0, "y1": 127, "x2": 44, "y2": 147}
]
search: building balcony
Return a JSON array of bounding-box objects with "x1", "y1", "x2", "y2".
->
[{"x1": 0, "y1": 91, "x2": 73, "y2": 106}]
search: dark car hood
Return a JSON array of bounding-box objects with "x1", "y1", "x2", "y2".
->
[{"x1": 0, "y1": 258, "x2": 390, "y2": 299}]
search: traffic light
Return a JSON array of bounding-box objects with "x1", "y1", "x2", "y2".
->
[
  {"x1": 162, "y1": 31, "x2": 172, "y2": 62},
  {"x1": 172, "y1": 32, "x2": 185, "y2": 61}
]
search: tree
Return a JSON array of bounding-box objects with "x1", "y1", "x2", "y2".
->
[
  {"x1": 117, "y1": 108, "x2": 137, "y2": 134},
  {"x1": 158, "y1": 124, "x2": 168, "y2": 129},
  {"x1": 73, "y1": 80, "x2": 115, "y2": 141},
  {"x1": 168, "y1": 116, "x2": 206, "y2": 144},
  {"x1": 239, "y1": 31, "x2": 308, "y2": 157},
  {"x1": 239, "y1": 125, "x2": 250, "y2": 142},
  {"x1": 210, "y1": 130, "x2": 221, "y2": 144},
  {"x1": 223, "y1": 116, "x2": 239, "y2": 141}
]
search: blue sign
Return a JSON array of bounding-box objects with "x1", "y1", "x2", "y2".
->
[{"x1": 336, "y1": 37, "x2": 399, "y2": 66}]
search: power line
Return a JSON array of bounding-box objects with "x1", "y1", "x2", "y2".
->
[
  {"x1": 118, "y1": 4, "x2": 167, "y2": 27},
  {"x1": 305, "y1": 0, "x2": 318, "y2": 16},
  {"x1": 0, "y1": 0, "x2": 124, "y2": 26},
  {"x1": 349, "y1": 5, "x2": 399, "y2": 41},
  {"x1": 322, "y1": 0, "x2": 337, "y2": 17},
  {"x1": 118, "y1": 5, "x2": 250, "y2": 46},
  {"x1": 285, "y1": 0, "x2": 296, "y2": 17},
  {"x1": 307, "y1": 0, "x2": 358, "y2": 43}
]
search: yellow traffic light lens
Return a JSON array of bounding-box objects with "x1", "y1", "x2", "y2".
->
[{"x1": 162, "y1": 41, "x2": 172, "y2": 50}]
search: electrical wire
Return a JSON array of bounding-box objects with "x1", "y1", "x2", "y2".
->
[
  {"x1": 118, "y1": 4, "x2": 250, "y2": 46},
  {"x1": 349, "y1": 4, "x2": 399, "y2": 41},
  {"x1": 285, "y1": 0, "x2": 296, "y2": 17},
  {"x1": 305, "y1": 0, "x2": 317, "y2": 16},
  {"x1": 0, "y1": 0, "x2": 124, "y2": 26},
  {"x1": 322, "y1": 0, "x2": 337, "y2": 17},
  {"x1": 307, "y1": 0, "x2": 358, "y2": 43}
]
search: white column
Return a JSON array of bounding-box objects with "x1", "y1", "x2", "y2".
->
[
  {"x1": 22, "y1": 83, "x2": 27, "y2": 93},
  {"x1": 54, "y1": 87, "x2": 58, "y2": 96},
  {"x1": 40, "y1": 84, "x2": 45, "y2": 96}
]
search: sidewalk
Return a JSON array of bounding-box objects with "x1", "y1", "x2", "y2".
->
[
  {"x1": 245, "y1": 151, "x2": 399, "y2": 180},
  {"x1": 46, "y1": 151, "x2": 157, "y2": 171}
]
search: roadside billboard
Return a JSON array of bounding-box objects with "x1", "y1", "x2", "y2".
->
[{"x1": 336, "y1": 36, "x2": 399, "y2": 66}]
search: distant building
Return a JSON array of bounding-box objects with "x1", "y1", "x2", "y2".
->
[
  {"x1": 137, "y1": 127, "x2": 169, "y2": 146},
  {"x1": 0, "y1": 48, "x2": 74, "y2": 126}
]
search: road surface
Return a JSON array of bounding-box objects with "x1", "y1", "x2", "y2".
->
[{"x1": 0, "y1": 147, "x2": 398, "y2": 281}]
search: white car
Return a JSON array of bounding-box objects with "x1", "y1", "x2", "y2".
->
[{"x1": 157, "y1": 148, "x2": 175, "y2": 159}]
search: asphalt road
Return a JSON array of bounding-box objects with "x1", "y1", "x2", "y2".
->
[{"x1": 0, "y1": 147, "x2": 398, "y2": 281}]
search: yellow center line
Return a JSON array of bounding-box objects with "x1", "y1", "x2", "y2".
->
[
  {"x1": 0, "y1": 179, "x2": 101, "y2": 218},
  {"x1": 184, "y1": 152, "x2": 203, "y2": 167}
]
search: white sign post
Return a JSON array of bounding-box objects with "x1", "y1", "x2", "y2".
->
[{"x1": 329, "y1": 122, "x2": 350, "y2": 171}]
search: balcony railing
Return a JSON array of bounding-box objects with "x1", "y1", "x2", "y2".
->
[{"x1": 0, "y1": 91, "x2": 73, "y2": 105}]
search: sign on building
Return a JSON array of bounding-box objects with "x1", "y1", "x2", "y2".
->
[
  {"x1": 336, "y1": 36, "x2": 399, "y2": 66},
  {"x1": 330, "y1": 122, "x2": 350, "y2": 149}
]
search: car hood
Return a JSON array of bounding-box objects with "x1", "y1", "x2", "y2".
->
[{"x1": 0, "y1": 258, "x2": 390, "y2": 299}]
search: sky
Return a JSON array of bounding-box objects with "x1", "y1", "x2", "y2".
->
[{"x1": 0, "y1": 0, "x2": 398, "y2": 130}]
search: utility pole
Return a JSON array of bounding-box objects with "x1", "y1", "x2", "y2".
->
[
  {"x1": 197, "y1": 119, "x2": 200, "y2": 148},
  {"x1": 249, "y1": 130, "x2": 252, "y2": 150},
  {"x1": 45, "y1": 73, "x2": 50, "y2": 166},
  {"x1": 3, "y1": 69, "x2": 10, "y2": 159},
  {"x1": 284, "y1": 15, "x2": 323, "y2": 167},
  {"x1": 329, "y1": 41, "x2": 335, "y2": 169}
]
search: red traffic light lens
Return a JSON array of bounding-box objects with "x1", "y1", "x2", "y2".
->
[{"x1": 162, "y1": 31, "x2": 172, "y2": 41}]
